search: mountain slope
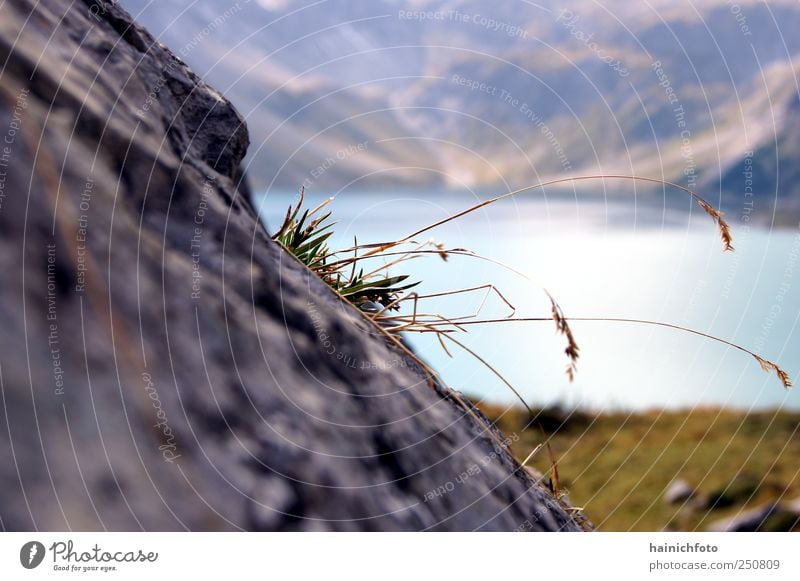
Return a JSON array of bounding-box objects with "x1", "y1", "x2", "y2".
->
[{"x1": 121, "y1": 0, "x2": 800, "y2": 217}]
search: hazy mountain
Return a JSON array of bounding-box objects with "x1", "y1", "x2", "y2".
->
[{"x1": 121, "y1": 0, "x2": 800, "y2": 215}]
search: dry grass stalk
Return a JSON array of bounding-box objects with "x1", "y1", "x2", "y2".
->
[
  {"x1": 340, "y1": 175, "x2": 736, "y2": 261},
  {"x1": 695, "y1": 198, "x2": 734, "y2": 251},
  {"x1": 270, "y1": 175, "x2": 788, "y2": 511},
  {"x1": 754, "y1": 355, "x2": 793, "y2": 390},
  {"x1": 437, "y1": 332, "x2": 565, "y2": 496},
  {"x1": 521, "y1": 444, "x2": 544, "y2": 467},
  {"x1": 418, "y1": 316, "x2": 792, "y2": 390},
  {"x1": 549, "y1": 296, "x2": 580, "y2": 382},
  {"x1": 546, "y1": 442, "x2": 562, "y2": 497}
]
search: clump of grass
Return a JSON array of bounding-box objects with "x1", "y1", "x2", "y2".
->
[
  {"x1": 272, "y1": 189, "x2": 335, "y2": 271},
  {"x1": 271, "y1": 175, "x2": 792, "y2": 514},
  {"x1": 273, "y1": 188, "x2": 419, "y2": 310},
  {"x1": 272, "y1": 176, "x2": 790, "y2": 391}
]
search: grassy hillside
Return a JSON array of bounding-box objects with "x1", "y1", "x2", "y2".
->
[{"x1": 477, "y1": 403, "x2": 800, "y2": 531}]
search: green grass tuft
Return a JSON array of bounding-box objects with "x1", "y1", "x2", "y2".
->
[{"x1": 272, "y1": 188, "x2": 419, "y2": 312}]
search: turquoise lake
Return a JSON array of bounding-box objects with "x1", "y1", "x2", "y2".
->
[{"x1": 258, "y1": 190, "x2": 800, "y2": 412}]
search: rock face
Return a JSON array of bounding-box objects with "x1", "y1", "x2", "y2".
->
[{"x1": 0, "y1": 0, "x2": 581, "y2": 531}]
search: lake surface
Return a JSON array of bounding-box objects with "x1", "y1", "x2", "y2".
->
[{"x1": 258, "y1": 190, "x2": 800, "y2": 411}]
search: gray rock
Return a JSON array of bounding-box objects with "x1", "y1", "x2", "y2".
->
[
  {"x1": 707, "y1": 502, "x2": 800, "y2": 532},
  {"x1": 694, "y1": 474, "x2": 761, "y2": 510},
  {"x1": 789, "y1": 497, "x2": 800, "y2": 515},
  {"x1": 0, "y1": 0, "x2": 583, "y2": 531},
  {"x1": 664, "y1": 480, "x2": 695, "y2": 505}
]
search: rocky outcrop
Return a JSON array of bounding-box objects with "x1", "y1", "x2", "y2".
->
[{"x1": 0, "y1": 0, "x2": 581, "y2": 531}]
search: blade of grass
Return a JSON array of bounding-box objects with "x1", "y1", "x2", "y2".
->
[
  {"x1": 341, "y1": 175, "x2": 734, "y2": 261},
  {"x1": 418, "y1": 316, "x2": 792, "y2": 389}
]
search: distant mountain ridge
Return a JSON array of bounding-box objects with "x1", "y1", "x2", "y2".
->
[{"x1": 121, "y1": 0, "x2": 800, "y2": 218}]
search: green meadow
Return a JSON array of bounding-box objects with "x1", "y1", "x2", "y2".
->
[{"x1": 477, "y1": 403, "x2": 800, "y2": 531}]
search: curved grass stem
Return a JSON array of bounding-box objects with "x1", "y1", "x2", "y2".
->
[
  {"x1": 341, "y1": 175, "x2": 734, "y2": 260},
  {"x1": 414, "y1": 316, "x2": 792, "y2": 389}
]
